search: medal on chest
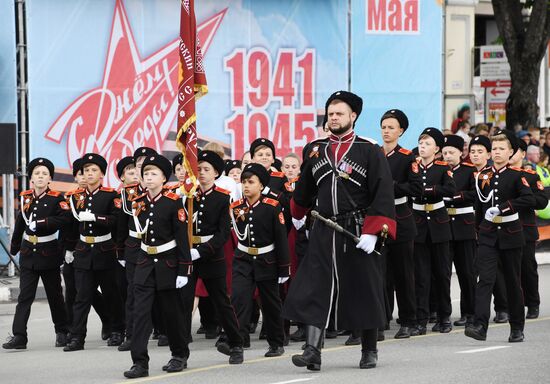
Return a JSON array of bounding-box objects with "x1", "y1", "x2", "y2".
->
[
  {"x1": 74, "y1": 193, "x2": 85, "y2": 209},
  {"x1": 133, "y1": 201, "x2": 146, "y2": 216},
  {"x1": 233, "y1": 206, "x2": 249, "y2": 222},
  {"x1": 481, "y1": 172, "x2": 493, "y2": 189},
  {"x1": 309, "y1": 145, "x2": 320, "y2": 158},
  {"x1": 126, "y1": 187, "x2": 137, "y2": 201},
  {"x1": 23, "y1": 195, "x2": 33, "y2": 212},
  {"x1": 338, "y1": 161, "x2": 353, "y2": 179}
]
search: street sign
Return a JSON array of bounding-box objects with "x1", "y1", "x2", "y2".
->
[
  {"x1": 486, "y1": 87, "x2": 509, "y2": 127},
  {"x1": 480, "y1": 45, "x2": 508, "y2": 63},
  {"x1": 480, "y1": 45, "x2": 510, "y2": 86}
]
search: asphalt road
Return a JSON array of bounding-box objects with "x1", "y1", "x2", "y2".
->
[{"x1": 1, "y1": 266, "x2": 549, "y2": 384}]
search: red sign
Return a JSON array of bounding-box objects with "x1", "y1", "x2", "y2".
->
[
  {"x1": 480, "y1": 80, "x2": 511, "y2": 88},
  {"x1": 366, "y1": 0, "x2": 419, "y2": 34},
  {"x1": 44, "y1": 0, "x2": 225, "y2": 187}
]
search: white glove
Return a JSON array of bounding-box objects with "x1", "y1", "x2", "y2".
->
[
  {"x1": 65, "y1": 251, "x2": 74, "y2": 264},
  {"x1": 79, "y1": 210, "x2": 96, "y2": 222},
  {"x1": 176, "y1": 276, "x2": 188, "y2": 288},
  {"x1": 190, "y1": 248, "x2": 201, "y2": 261},
  {"x1": 356, "y1": 234, "x2": 378, "y2": 254},
  {"x1": 175, "y1": 187, "x2": 183, "y2": 196},
  {"x1": 292, "y1": 217, "x2": 306, "y2": 231},
  {"x1": 28, "y1": 221, "x2": 36, "y2": 232},
  {"x1": 118, "y1": 260, "x2": 126, "y2": 267},
  {"x1": 278, "y1": 276, "x2": 289, "y2": 284},
  {"x1": 484, "y1": 207, "x2": 501, "y2": 222}
]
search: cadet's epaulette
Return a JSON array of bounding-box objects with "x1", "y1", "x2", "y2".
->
[
  {"x1": 510, "y1": 166, "x2": 523, "y2": 172},
  {"x1": 523, "y1": 168, "x2": 537, "y2": 175},
  {"x1": 163, "y1": 191, "x2": 179, "y2": 200},
  {"x1": 46, "y1": 190, "x2": 61, "y2": 197},
  {"x1": 214, "y1": 186, "x2": 231, "y2": 195},
  {"x1": 19, "y1": 189, "x2": 33, "y2": 196},
  {"x1": 270, "y1": 171, "x2": 285, "y2": 178},
  {"x1": 100, "y1": 186, "x2": 115, "y2": 192},
  {"x1": 230, "y1": 199, "x2": 243, "y2": 208},
  {"x1": 398, "y1": 148, "x2": 412, "y2": 155},
  {"x1": 64, "y1": 188, "x2": 85, "y2": 196},
  {"x1": 435, "y1": 160, "x2": 448, "y2": 166},
  {"x1": 262, "y1": 197, "x2": 279, "y2": 207},
  {"x1": 461, "y1": 162, "x2": 475, "y2": 167}
]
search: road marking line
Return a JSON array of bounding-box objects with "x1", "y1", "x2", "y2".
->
[
  {"x1": 269, "y1": 378, "x2": 316, "y2": 384},
  {"x1": 113, "y1": 316, "x2": 550, "y2": 384},
  {"x1": 457, "y1": 346, "x2": 510, "y2": 354}
]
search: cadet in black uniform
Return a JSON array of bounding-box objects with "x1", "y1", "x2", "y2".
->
[
  {"x1": 62, "y1": 158, "x2": 111, "y2": 341},
  {"x1": 285, "y1": 91, "x2": 396, "y2": 370},
  {"x1": 441, "y1": 135, "x2": 477, "y2": 327},
  {"x1": 465, "y1": 130, "x2": 534, "y2": 342},
  {"x1": 188, "y1": 150, "x2": 244, "y2": 364},
  {"x1": 64, "y1": 153, "x2": 125, "y2": 351},
  {"x1": 509, "y1": 139, "x2": 546, "y2": 319},
  {"x1": 412, "y1": 128, "x2": 456, "y2": 334},
  {"x1": 3, "y1": 158, "x2": 70, "y2": 350},
  {"x1": 380, "y1": 109, "x2": 421, "y2": 339},
  {"x1": 115, "y1": 154, "x2": 146, "y2": 351},
  {"x1": 230, "y1": 163, "x2": 290, "y2": 357},
  {"x1": 124, "y1": 154, "x2": 192, "y2": 379}
]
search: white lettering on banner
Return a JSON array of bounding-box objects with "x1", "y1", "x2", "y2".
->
[
  {"x1": 366, "y1": 0, "x2": 420, "y2": 34},
  {"x1": 223, "y1": 47, "x2": 318, "y2": 158}
]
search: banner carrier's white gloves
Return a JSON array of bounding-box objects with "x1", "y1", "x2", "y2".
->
[
  {"x1": 278, "y1": 276, "x2": 289, "y2": 284},
  {"x1": 176, "y1": 276, "x2": 188, "y2": 288},
  {"x1": 28, "y1": 221, "x2": 37, "y2": 232},
  {"x1": 190, "y1": 248, "x2": 201, "y2": 261},
  {"x1": 118, "y1": 260, "x2": 126, "y2": 268},
  {"x1": 65, "y1": 251, "x2": 74, "y2": 264},
  {"x1": 484, "y1": 207, "x2": 501, "y2": 222},
  {"x1": 79, "y1": 210, "x2": 96, "y2": 222},
  {"x1": 356, "y1": 234, "x2": 378, "y2": 254}
]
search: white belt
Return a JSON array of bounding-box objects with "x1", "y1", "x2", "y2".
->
[
  {"x1": 394, "y1": 196, "x2": 408, "y2": 205},
  {"x1": 23, "y1": 232, "x2": 58, "y2": 245},
  {"x1": 80, "y1": 233, "x2": 112, "y2": 244},
  {"x1": 140, "y1": 240, "x2": 177, "y2": 255},
  {"x1": 490, "y1": 213, "x2": 519, "y2": 224},
  {"x1": 447, "y1": 206, "x2": 475, "y2": 216},
  {"x1": 413, "y1": 201, "x2": 445, "y2": 212},
  {"x1": 192, "y1": 235, "x2": 213, "y2": 245},
  {"x1": 237, "y1": 243, "x2": 275, "y2": 255},
  {"x1": 128, "y1": 230, "x2": 142, "y2": 239}
]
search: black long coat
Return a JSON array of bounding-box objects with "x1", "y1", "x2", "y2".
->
[{"x1": 283, "y1": 134, "x2": 396, "y2": 330}]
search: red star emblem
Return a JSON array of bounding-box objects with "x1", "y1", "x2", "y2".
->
[{"x1": 45, "y1": 0, "x2": 226, "y2": 186}]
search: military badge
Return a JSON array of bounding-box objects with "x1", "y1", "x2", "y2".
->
[
  {"x1": 279, "y1": 212, "x2": 285, "y2": 225},
  {"x1": 59, "y1": 201, "x2": 70, "y2": 211},
  {"x1": 521, "y1": 177, "x2": 529, "y2": 187},
  {"x1": 537, "y1": 180, "x2": 544, "y2": 191},
  {"x1": 178, "y1": 208, "x2": 186, "y2": 222}
]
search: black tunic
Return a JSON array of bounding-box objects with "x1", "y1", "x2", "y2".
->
[
  {"x1": 11, "y1": 189, "x2": 72, "y2": 270},
  {"x1": 283, "y1": 134, "x2": 396, "y2": 330},
  {"x1": 446, "y1": 162, "x2": 477, "y2": 241},
  {"x1": 475, "y1": 165, "x2": 535, "y2": 249}
]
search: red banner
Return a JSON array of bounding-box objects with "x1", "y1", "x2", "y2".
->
[{"x1": 177, "y1": 0, "x2": 207, "y2": 197}]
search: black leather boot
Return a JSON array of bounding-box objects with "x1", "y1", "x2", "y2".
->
[
  {"x1": 291, "y1": 325, "x2": 323, "y2": 371},
  {"x1": 360, "y1": 329, "x2": 378, "y2": 369}
]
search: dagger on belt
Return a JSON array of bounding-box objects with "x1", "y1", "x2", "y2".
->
[{"x1": 310, "y1": 210, "x2": 389, "y2": 255}]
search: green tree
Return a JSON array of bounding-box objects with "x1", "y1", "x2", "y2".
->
[{"x1": 492, "y1": 0, "x2": 550, "y2": 128}]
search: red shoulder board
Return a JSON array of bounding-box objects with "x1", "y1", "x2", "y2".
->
[
  {"x1": 163, "y1": 191, "x2": 179, "y2": 200},
  {"x1": 163, "y1": 182, "x2": 180, "y2": 190},
  {"x1": 47, "y1": 190, "x2": 61, "y2": 197},
  {"x1": 65, "y1": 188, "x2": 85, "y2": 197},
  {"x1": 270, "y1": 171, "x2": 285, "y2": 178},
  {"x1": 510, "y1": 166, "x2": 523, "y2": 172},
  {"x1": 214, "y1": 186, "x2": 231, "y2": 195},
  {"x1": 262, "y1": 197, "x2": 279, "y2": 207},
  {"x1": 435, "y1": 160, "x2": 448, "y2": 166},
  {"x1": 100, "y1": 186, "x2": 115, "y2": 192},
  {"x1": 523, "y1": 168, "x2": 536, "y2": 175},
  {"x1": 398, "y1": 148, "x2": 412, "y2": 155},
  {"x1": 462, "y1": 162, "x2": 475, "y2": 167},
  {"x1": 230, "y1": 199, "x2": 243, "y2": 208},
  {"x1": 19, "y1": 189, "x2": 33, "y2": 196}
]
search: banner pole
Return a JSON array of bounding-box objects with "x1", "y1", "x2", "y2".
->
[{"x1": 187, "y1": 195, "x2": 193, "y2": 248}]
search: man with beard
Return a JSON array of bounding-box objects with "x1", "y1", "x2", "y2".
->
[{"x1": 284, "y1": 91, "x2": 396, "y2": 370}]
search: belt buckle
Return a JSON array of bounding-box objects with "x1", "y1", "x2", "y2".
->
[
  {"x1": 28, "y1": 235, "x2": 38, "y2": 245},
  {"x1": 192, "y1": 236, "x2": 201, "y2": 245},
  {"x1": 425, "y1": 204, "x2": 433, "y2": 212},
  {"x1": 492, "y1": 216, "x2": 503, "y2": 224},
  {"x1": 447, "y1": 208, "x2": 456, "y2": 215},
  {"x1": 147, "y1": 246, "x2": 158, "y2": 255},
  {"x1": 248, "y1": 247, "x2": 259, "y2": 255},
  {"x1": 136, "y1": 233, "x2": 142, "y2": 239},
  {"x1": 85, "y1": 236, "x2": 95, "y2": 244}
]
